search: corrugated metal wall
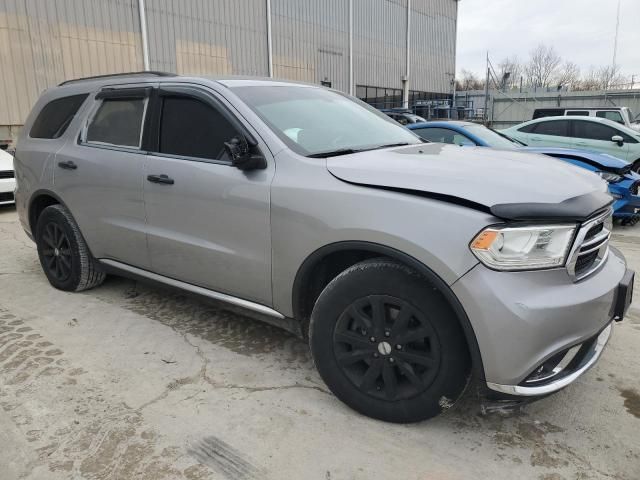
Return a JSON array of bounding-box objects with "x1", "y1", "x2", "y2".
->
[
  {"x1": 411, "y1": 0, "x2": 457, "y2": 93},
  {"x1": 0, "y1": 0, "x2": 458, "y2": 135},
  {"x1": 0, "y1": 0, "x2": 142, "y2": 129},
  {"x1": 145, "y1": 0, "x2": 269, "y2": 76},
  {"x1": 272, "y1": 0, "x2": 349, "y2": 91}
]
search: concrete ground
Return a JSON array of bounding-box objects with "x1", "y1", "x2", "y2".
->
[{"x1": 0, "y1": 205, "x2": 638, "y2": 480}]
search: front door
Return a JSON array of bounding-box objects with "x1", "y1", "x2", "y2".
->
[
  {"x1": 142, "y1": 85, "x2": 273, "y2": 305},
  {"x1": 570, "y1": 120, "x2": 630, "y2": 159},
  {"x1": 54, "y1": 85, "x2": 153, "y2": 268}
]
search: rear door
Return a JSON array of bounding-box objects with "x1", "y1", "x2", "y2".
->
[
  {"x1": 53, "y1": 85, "x2": 153, "y2": 268},
  {"x1": 142, "y1": 84, "x2": 273, "y2": 305},
  {"x1": 525, "y1": 119, "x2": 571, "y2": 147},
  {"x1": 570, "y1": 120, "x2": 630, "y2": 159}
]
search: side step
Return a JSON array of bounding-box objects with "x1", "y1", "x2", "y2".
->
[{"x1": 99, "y1": 259, "x2": 285, "y2": 319}]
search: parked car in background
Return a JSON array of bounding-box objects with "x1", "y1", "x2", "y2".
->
[
  {"x1": 381, "y1": 109, "x2": 427, "y2": 125},
  {"x1": 0, "y1": 148, "x2": 15, "y2": 205},
  {"x1": 408, "y1": 121, "x2": 640, "y2": 223},
  {"x1": 14, "y1": 73, "x2": 634, "y2": 423},
  {"x1": 533, "y1": 107, "x2": 640, "y2": 132},
  {"x1": 501, "y1": 116, "x2": 640, "y2": 172}
]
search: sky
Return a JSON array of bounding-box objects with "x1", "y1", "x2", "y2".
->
[{"x1": 456, "y1": 0, "x2": 640, "y2": 81}]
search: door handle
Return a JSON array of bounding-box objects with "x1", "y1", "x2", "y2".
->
[
  {"x1": 147, "y1": 174, "x2": 174, "y2": 185},
  {"x1": 58, "y1": 160, "x2": 77, "y2": 170}
]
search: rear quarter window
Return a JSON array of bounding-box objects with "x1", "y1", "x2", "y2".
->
[{"x1": 29, "y1": 94, "x2": 89, "y2": 139}]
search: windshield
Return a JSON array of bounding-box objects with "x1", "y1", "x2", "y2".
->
[
  {"x1": 232, "y1": 85, "x2": 421, "y2": 156},
  {"x1": 464, "y1": 124, "x2": 520, "y2": 149}
]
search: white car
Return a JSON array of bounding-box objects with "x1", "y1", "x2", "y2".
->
[
  {"x1": 502, "y1": 116, "x2": 640, "y2": 172},
  {"x1": 0, "y1": 148, "x2": 15, "y2": 205}
]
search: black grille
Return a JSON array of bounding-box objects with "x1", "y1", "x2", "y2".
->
[
  {"x1": 0, "y1": 191, "x2": 14, "y2": 202},
  {"x1": 0, "y1": 170, "x2": 14, "y2": 179},
  {"x1": 584, "y1": 222, "x2": 604, "y2": 241},
  {"x1": 575, "y1": 251, "x2": 599, "y2": 276}
]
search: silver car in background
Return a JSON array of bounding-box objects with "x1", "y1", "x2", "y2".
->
[{"x1": 13, "y1": 73, "x2": 634, "y2": 422}]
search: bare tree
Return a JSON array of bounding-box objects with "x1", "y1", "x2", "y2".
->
[
  {"x1": 497, "y1": 56, "x2": 522, "y2": 90},
  {"x1": 554, "y1": 61, "x2": 581, "y2": 90},
  {"x1": 578, "y1": 65, "x2": 628, "y2": 91},
  {"x1": 456, "y1": 69, "x2": 485, "y2": 91},
  {"x1": 524, "y1": 44, "x2": 562, "y2": 88}
]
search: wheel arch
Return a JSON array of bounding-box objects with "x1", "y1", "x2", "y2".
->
[
  {"x1": 292, "y1": 241, "x2": 485, "y2": 382},
  {"x1": 28, "y1": 189, "x2": 69, "y2": 235}
]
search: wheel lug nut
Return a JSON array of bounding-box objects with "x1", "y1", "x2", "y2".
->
[
  {"x1": 384, "y1": 331, "x2": 390, "y2": 337},
  {"x1": 389, "y1": 357, "x2": 395, "y2": 363},
  {"x1": 373, "y1": 353, "x2": 379, "y2": 358},
  {"x1": 396, "y1": 344, "x2": 402, "y2": 350},
  {"x1": 370, "y1": 337, "x2": 376, "y2": 342}
]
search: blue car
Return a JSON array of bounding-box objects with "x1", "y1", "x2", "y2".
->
[{"x1": 408, "y1": 121, "x2": 640, "y2": 223}]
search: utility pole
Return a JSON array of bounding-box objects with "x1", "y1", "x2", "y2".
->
[
  {"x1": 611, "y1": 0, "x2": 620, "y2": 77},
  {"x1": 483, "y1": 52, "x2": 490, "y2": 124}
]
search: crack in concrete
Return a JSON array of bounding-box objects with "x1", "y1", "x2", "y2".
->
[{"x1": 134, "y1": 328, "x2": 329, "y2": 413}]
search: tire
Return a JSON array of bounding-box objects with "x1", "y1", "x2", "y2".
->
[
  {"x1": 35, "y1": 204, "x2": 106, "y2": 292},
  {"x1": 632, "y1": 159, "x2": 640, "y2": 175},
  {"x1": 309, "y1": 258, "x2": 470, "y2": 423}
]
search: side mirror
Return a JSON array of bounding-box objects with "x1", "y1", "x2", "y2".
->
[
  {"x1": 612, "y1": 135, "x2": 624, "y2": 147},
  {"x1": 224, "y1": 136, "x2": 267, "y2": 171}
]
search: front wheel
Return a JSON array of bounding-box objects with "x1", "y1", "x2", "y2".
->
[
  {"x1": 309, "y1": 258, "x2": 470, "y2": 423},
  {"x1": 35, "y1": 204, "x2": 106, "y2": 292}
]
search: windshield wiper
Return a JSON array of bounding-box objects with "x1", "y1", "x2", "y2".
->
[
  {"x1": 367, "y1": 142, "x2": 410, "y2": 150},
  {"x1": 306, "y1": 142, "x2": 411, "y2": 158},
  {"x1": 307, "y1": 148, "x2": 360, "y2": 158}
]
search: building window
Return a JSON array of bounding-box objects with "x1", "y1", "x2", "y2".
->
[{"x1": 356, "y1": 85, "x2": 450, "y2": 112}]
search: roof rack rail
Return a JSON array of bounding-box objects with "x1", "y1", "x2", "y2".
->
[{"x1": 59, "y1": 71, "x2": 176, "y2": 86}]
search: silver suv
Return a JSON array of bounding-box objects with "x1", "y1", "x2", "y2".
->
[{"x1": 14, "y1": 73, "x2": 635, "y2": 423}]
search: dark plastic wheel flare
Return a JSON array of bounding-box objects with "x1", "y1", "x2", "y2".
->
[
  {"x1": 333, "y1": 295, "x2": 441, "y2": 401},
  {"x1": 41, "y1": 222, "x2": 73, "y2": 282}
]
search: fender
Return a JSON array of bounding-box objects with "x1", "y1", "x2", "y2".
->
[
  {"x1": 293, "y1": 240, "x2": 486, "y2": 382},
  {"x1": 27, "y1": 188, "x2": 71, "y2": 235}
]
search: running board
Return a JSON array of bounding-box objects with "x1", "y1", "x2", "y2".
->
[{"x1": 99, "y1": 259, "x2": 285, "y2": 319}]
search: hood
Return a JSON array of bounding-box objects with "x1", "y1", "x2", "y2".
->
[
  {"x1": 327, "y1": 143, "x2": 612, "y2": 221},
  {"x1": 520, "y1": 147, "x2": 632, "y2": 174},
  {"x1": 0, "y1": 149, "x2": 14, "y2": 171}
]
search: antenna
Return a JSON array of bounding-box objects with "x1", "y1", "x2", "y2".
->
[{"x1": 612, "y1": 0, "x2": 620, "y2": 70}]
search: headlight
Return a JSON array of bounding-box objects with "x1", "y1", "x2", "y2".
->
[
  {"x1": 470, "y1": 224, "x2": 576, "y2": 271},
  {"x1": 596, "y1": 171, "x2": 623, "y2": 183}
]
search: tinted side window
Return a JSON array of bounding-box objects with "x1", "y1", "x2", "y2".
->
[
  {"x1": 30, "y1": 94, "x2": 88, "y2": 139},
  {"x1": 566, "y1": 111, "x2": 589, "y2": 116},
  {"x1": 159, "y1": 96, "x2": 238, "y2": 160},
  {"x1": 86, "y1": 98, "x2": 146, "y2": 148},
  {"x1": 573, "y1": 121, "x2": 618, "y2": 141},
  {"x1": 532, "y1": 120, "x2": 569, "y2": 136},
  {"x1": 412, "y1": 127, "x2": 458, "y2": 144},
  {"x1": 517, "y1": 123, "x2": 537, "y2": 133},
  {"x1": 596, "y1": 111, "x2": 624, "y2": 124}
]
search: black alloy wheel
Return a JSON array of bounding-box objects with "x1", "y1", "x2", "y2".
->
[
  {"x1": 40, "y1": 221, "x2": 73, "y2": 282},
  {"x1": 309, "y1": 258, "x2": 471, "y2": 423},
  {"x1": 333, "y1": 295, "x2": 441, "y2": 401}
]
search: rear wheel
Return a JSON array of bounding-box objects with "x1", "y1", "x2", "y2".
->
[
  {"x1": 632, "y1": 159, "x2": 640, "y2": 174},
  {"x1": 309, "y1": 258, "x2": 470, "y2": 423},
  {"x1": 35, "y1": 204, "x2": 105, "y2": 291}
]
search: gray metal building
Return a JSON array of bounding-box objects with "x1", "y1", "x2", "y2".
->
[{"x1": 0, "y1": 0, "x2": 458, "y2": 145}]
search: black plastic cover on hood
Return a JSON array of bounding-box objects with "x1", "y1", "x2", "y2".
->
[{"x1": 490, "y1": 190, "x2": 613, "y2": 222}]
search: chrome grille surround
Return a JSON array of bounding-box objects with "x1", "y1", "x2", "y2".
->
[{"x1": 566, "y1": 208, "x2": 613, "y2": 281}]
